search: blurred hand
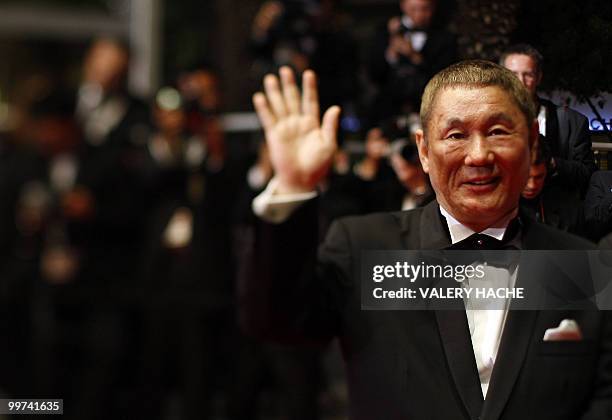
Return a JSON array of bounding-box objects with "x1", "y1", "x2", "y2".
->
[
  {"x1": 256, "y1": 141, "x2": 273, "y2": 179},
  {"x1": 389, "y1": 34, "x2": 414, "y2": 58},
  {"x1": 252, "y1": 67, "x2": 341, "y2": 194},
  {"x1": 388, "y1": 16, "x2": 402, "y2": 34},
  {"x1": 252, "y1": 1, "x2": 284, "y2": 39}
]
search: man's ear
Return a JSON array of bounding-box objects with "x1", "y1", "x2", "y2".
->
[{"x1": 415, "y1": 129, "x2": 430, "y2": 174}]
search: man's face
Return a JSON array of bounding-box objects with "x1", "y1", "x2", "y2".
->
[
  {"x1": 416, "y1": 86, "x2": 537, "y2": 230},
  {"x1": 522, "y1": 162, "x2": 547, "y2": 200},
  {"x1": 401, "y1": 0, "x2": 435, "y2": 29},
  {"x1": 179, "y1": 70, "x2": 221, "y2": 112},
  {"x1": 502, "y1": 54, "x2": 541, "y2": 97},
  {"x1": 83, "y1": 41, "x2": 129, "y2": 93}
]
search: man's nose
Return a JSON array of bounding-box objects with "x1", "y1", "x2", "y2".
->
[
  {"x1": 513, "y1": 71, "x2": 527, "y2": 87},
  {"x1": 464, "y1": 136, "x2": 493, "y2": 166}
]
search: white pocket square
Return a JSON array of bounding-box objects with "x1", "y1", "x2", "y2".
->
[{"x1": 543, "y1": 319, "x2": 583, "y2": 341}]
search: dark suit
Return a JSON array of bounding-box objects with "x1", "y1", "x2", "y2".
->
[
  {"x1": 367, "y1": 19, "x2": 457, "y2": 122},
  {"x1": 585, "y1": 171, "x2": 612, "y2": 241},
  {"x1": 540, "y1": 98, "x2": 597, "y2": 195},
  {"x1": 241, "y1": 200, "x2": 612, "y2": 419},
  {"x1": 520, "y1": 184, "x2": 585, "y2": 236}
]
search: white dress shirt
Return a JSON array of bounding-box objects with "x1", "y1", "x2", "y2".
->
[
  {"x1": 439, "y1": 206, "x2": 518, "y2": 398},
  {"x1": 401, "y1": 15, "x2": 427, "y2": 52},
  {"x1": 538, "y1": 104, "x2": 547, "y2": 137}
]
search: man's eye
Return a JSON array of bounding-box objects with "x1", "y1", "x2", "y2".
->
[
  {"x1": 489, "y1": 128, "x2": 509, "y2": 136},
  {"x1": 446, "y1": 132, "x2": 464, "y2": 140}
]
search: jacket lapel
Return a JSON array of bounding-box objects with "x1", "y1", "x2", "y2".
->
[
  {"x1": 407, "y1": 202, "x2": 484, "y2": 417},
  {"x1": 540, "y1": 97, "x2": 561, "y2": 157},
  {"x1": 435, "y1": 310, "x2": 485, "y2": 418},
  {"x1": 479, "y1": 310, "x2": 538, "y2": 420},
  {"x1": 398, "y1": 200, "x2": 451, "y2": 250},
  {"x1": 480, "y1": 216, "x2": 542, "y2": 420}
]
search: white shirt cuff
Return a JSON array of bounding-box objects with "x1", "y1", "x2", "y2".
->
[{"x1": 252, "y1": 177, "x2": 318, "y2": 224}]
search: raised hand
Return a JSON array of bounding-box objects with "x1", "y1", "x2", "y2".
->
[{"x1": 252, "y1": 66, "x2": 341, "y2": 194}]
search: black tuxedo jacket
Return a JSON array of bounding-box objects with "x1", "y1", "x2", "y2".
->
[
  {"x1": 540, "y1": 98, "x2": 597, "y2": 195},
  {"x1": 368, "y1": 20, "x2": 457, "y2": 88},
  {"x1": 366, "y1": 20, "x2": 457, "y2": 121},
  {"x1": 520, "y1": 184, "x2": 585, "y2": 236},
  {"x1": 585, "y1": 170, "x2": 612, "y2": 241},
  {"x1": 241, "y1": 200, "x2": 612, "y2": 419}
]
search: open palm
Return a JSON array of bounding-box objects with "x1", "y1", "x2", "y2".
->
[{"x1": 253, "y1": 67, "x2": 341, "y2": 193}]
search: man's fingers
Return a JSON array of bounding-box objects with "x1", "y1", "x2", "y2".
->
[
  {"x1": 264, "y1": 73, "x2": 287, "y2": 118},
  {"x1": 280, "y1": 66, "x2": 301, "y2": 115},
  {"x1": 302, "y1": 70, "x2": 320, "y2": 122},
  {"x1": 321, "y1": 105, "x2": 341, "y2": 148},
  {"x1": 252, "y1": 92, "x2": 276, "y2": 133}
]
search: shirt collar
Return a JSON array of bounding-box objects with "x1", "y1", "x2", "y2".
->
[
  {"x1": 537, "y1": 105, "x2": 547, "y2": 136},
  {"x1": 439, "y1": 205, "x2": 508, "y2": 244},
  {"x1": 401, "y1": 15, "x2": 416, "y2": 29}
]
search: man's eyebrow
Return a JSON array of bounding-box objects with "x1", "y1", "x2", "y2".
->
[
  {"x1": 486, "y1": 112, "x2": 516, "y2": 125},
  {"x1": 441, "y1": 118, "x2": 464, "y2": 129},
  {"x1": 440, "y1": 113, "x2": 517, "y2": 130}
]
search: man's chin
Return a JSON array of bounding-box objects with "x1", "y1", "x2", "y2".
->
[{"x1": 454, "y1": 201, "x2": 516, "y2": 226}]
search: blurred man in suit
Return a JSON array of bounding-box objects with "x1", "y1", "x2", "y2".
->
[
  {"x1": 500, "y1": 44, "x2": 597, "y2": 196},
  {"x1": 241, "y1": 61, "x2": 612, "y2": 419},
  {"x1": 585, "y1": 170, "x2": 612, "y2": 241},
  {"x1": 368, "y1": 0, "x2": 457, "y2": 123},
  {"x1": 520, "y1": 138, "x2": 585, "y2": 235}
]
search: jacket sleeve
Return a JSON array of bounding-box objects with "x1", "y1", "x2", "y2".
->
[
  {"x1": 585, "y1": 172, "x2": 612, "y2": 226},
  {"x1": 237, "y1": 198, "x2": 352, "y2": 346},
  {"x1": 553, "y1": 109, "x2": 597, "y2": 194}
]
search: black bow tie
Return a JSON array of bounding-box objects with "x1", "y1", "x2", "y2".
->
[{"x1": 444, "y1": 219, "x2": 522, "y2": 270}]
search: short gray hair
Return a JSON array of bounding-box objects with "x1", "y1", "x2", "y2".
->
[{"x1": 420, "y1": 59, "x2": 537, "y2": 133}]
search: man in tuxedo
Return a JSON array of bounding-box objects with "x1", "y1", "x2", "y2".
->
[
  {"x1": 242, "y1": 61, "x2": 612, "y2": 419},
  {"x1": 367, "y1": 0, "x2": 457, "y2": 123},
  {"x1": 500, "y1": 44, "x2": 597, "y2": 196}
]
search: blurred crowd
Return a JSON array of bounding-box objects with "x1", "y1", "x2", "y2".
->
[{"x1": 0, "y1": 0, "x2": 611, "y2": 419}]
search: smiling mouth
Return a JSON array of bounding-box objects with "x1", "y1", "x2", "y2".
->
[
  {"x1": 464, "y1": 177, "x2": 500, "y2": 186},
  {"x1": 523, "y1": 190, "x2": 536, "y2": 198}
]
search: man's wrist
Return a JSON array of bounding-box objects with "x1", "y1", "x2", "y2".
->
[
  {"x1": 252, "y1": 177, "x2": 318, "y2": 224},
  {"x1": 275, "y1": 179, "x2": 317, "y2": 195}
]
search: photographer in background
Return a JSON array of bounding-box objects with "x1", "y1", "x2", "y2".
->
[
  {"x1": 367, "y1": 0, "x2": 457, "y2": 125},
  {"x1": 389, "y1": 140, "x2": 433, "y2": 210},
  {"x1": 249, "y1": 0, "x2": 358, "y2": 111}
]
